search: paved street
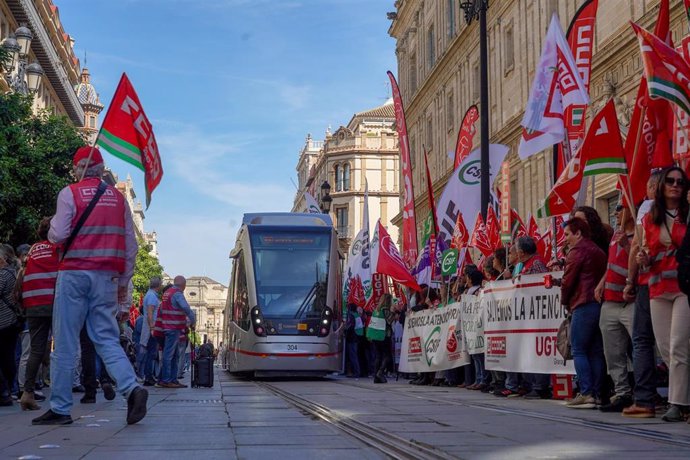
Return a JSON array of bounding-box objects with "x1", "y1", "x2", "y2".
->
[{"x1": 2, "y1": 368, "x2": 690, "y2": 459}]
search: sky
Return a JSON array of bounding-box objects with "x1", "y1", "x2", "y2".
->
[{"x1": 56, "y1": 0, "x2": 397, "y2": 285}]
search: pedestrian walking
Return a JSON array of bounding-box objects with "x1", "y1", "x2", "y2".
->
[
  {"x1": 32, "y1": 146, "x2": 147, "y2": 426},
  {"x1": 138, "y1": 277, "x2": 161, "y2": 386}
]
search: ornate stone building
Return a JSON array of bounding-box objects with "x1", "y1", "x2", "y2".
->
[
  {"x1": 0, "y1": 0, "x2": 83, "y2": 124},
  {"x1": 292, "y1": 100, "x2": 401, "y2": 254},
  {"x1": 74, "y1": 67, "x2": 104, "y2": 144},
  {"x1": 388, "y1": 0, "x2": 686, "y2": 237}
]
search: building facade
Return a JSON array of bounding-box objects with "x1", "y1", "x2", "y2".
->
[
  {"x1": 388, "y1": 0, "x2": 685, "y2": 238},
  {"x1": 292, "y1": 100, "x2": 401, "y2": 254},
  {"x1": 0, "y1": 0, "x2": 84, "y2": 124},
  {"x1": 114, "y1": 174, "x2": 159, "y2": 257}
]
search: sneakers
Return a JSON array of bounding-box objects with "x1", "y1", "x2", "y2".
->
[
  {"x1": 32, "y1": 409, "x2": 73, "y2": 426},
  {"x1": 523, "y1": 390, "x2": 541, "y2": 400},
  {"x1": 126, "y1": 387, "x2": 148, "y2": 425},
  {"x1": 600, "y1": 395, "x2": 633, "y2": 413},
  {"x1": 565, "y1": 394, "x2": 596, "y2": 409},
  {"x1": 661, "y1": 404, "x2": 687, "y2": 422},
  {"x1": 622, "y1": 403, "x2": 655, "y2": 418},
  {"x1": 102, "y1": 382, "x2": 116, "y2": 401}
]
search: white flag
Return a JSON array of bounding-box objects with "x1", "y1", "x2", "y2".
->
[
  {"x1": 518, "y1": 14, "x2": 589, "y2": 160},
  {"x1": 344, "y1": 182, "x2": 372, "y2": 300},
  {"x1": 303, "y1": 192, "x2": 322, "y2": 214}
]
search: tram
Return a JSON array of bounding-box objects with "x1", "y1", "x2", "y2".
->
[{"x1": 222, "y1": 213, "x2": 343, "y2": 377}]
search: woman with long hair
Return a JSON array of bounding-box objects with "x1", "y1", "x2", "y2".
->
[
  {"x1": 572, "y1": 206, "x2": 612, "y2": 254},
  {"x1": 638, "y1": 166, "x2": 690, "y2": 422}
]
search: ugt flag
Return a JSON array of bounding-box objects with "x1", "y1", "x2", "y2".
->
[
  {"x1": 97, "y1": 73, "x2": 163, "y2": 208},
  {"x1": 519, "y1": 14, "x2": 589, "y2": 160}
]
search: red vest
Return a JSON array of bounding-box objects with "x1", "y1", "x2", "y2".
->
[
  {"x1": 604, "y1": 231, "x2": 630, "y2": 303},
  {"x1": 153, "y1": 287, "x2": 187, "y2": 335},
  {"x1": 642, "y1": 213, "x2": 687, "y2": 299},
  {"x1": 21, "y1": 240, "x2": 59, "y2": 309},
  {"x1": 60, "y1": 177, "x2": 126, "y2": 273}
]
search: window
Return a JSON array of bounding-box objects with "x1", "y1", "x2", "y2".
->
[
  {"x1": 342, "y1": 164, "x2": 350, "y2": 191},
  {"x1": 426, "y1": 116, "x2": 433, "y2": 150},
  {"x1": 606, "y1": 196, "x2": 618, "y2": 228},
  {"x1": 410, "y1": 53, "x2": 418, "y2": 93},
  {"x1": 334, "y1": 164, "x2": 342, "y2": 192},
  {"x1": 89, "y1": 116, "x2": 96, "y2": 129},
  {"x1": 335, "y1": 206, "x2": 349, "y2": 236},
  {"x1": 447, "y1": 92, "x2": 455, "y2": 130},
  {"x1": 231, "y1": 252, "x2": 250, "y2": 331},
  {"x1": 504, "y1": 23, "x2": 515, "y2": 72},
  {"x1": 472, "y1": 63, "x2": 480, "y2": 101},
  {"x1": 427, "y1": 25, "x2": 436, "y2": 70},
  {"x1": 447, "y1": 0, "x2": 456, "y2": 37}
]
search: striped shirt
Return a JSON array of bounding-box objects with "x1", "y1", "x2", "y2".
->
[{"x1": 0, "y1": 266, "x2": 18, "y2": 330}]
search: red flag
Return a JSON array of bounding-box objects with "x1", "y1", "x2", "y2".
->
[
  {"x1": 129, "y1": 303, "x2": 140, "y2": 328},
  {"x1": 511, "y1": 209, "x2": 527, "y2": 238},
  {"x1": 371, "y1": 220, "x2": 421, "y2": 291},
  {"x1": 450, "y1": 212, "x2": 470, "y2": 250},
  {"x1": 486, "y1": 206, "x2": 502, "y2": 250},
  {"x1": 619, "y1": 0, "x2": 673, "y2": 205},
  {"x1": 581, "y1": 99, "x2": 627, "y2": 175},
  {"x1": 388, "y1": 71, "x2": 418, "y2": 267},
  {"x1": 346, "y1": 276, "x2": 365, "y2": 308},
  {"x1": 97, "y1": 73, "x2": 163, "y2": 208},
  {"x1": 558, "y1": 0, "x2": 599, "y2": 174},
  {"x1": 470, "y1": 211, "x2": 493, "y2": 257},
  {"x1": 453, "y1": 105, "x2": 479, "y2": 168}
]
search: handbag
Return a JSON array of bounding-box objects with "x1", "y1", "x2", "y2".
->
[
  {"x1": 556, "y1": 314, "x2": 572, "y2": 364},
  {"x1": 366, "y1": 309, "x2": 386, "y2": 341}
]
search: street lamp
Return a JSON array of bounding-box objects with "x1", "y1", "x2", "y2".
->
[
  {"x1": 320, "y1": 181, "x2": 332, "y2": 213},
  {"x1": 459, "y1": 0, "x2": 490, "y2": 219},
  {"x1": 1, "y1": 24, "x2": 44, "y2": 95}
]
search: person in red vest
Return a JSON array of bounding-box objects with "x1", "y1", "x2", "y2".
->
[
  {"x1": 32, "y1": 146, "x2": 147, "y2": 426},
  {"x1": 19, "y1": 217, "x2": 58, "y2": 411},
  {"x1": 152, "y1": 276, "x2": 196, "y2": 388},
  {"x1": 594, "y1": 204, "x2": 635, "y2": 413},
  {"x1": 637, "y1": 166, "x2": 690, "y2": 423}
]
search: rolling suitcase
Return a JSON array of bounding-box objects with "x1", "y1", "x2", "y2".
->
[{"x1": 192, "y1": 357, "x2": 214, "y2": 388}]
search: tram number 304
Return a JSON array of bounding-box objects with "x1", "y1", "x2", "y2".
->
[{"x1": 287, "y1": 344, "x2": 298, "y2": 351}]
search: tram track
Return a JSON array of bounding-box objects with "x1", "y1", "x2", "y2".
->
[
  {"x1": 255, "y1": 381, "x2": 460, "y2": 460},
  {"x1": 333, "y1": 379, "x2": 690, "y2": 449}
]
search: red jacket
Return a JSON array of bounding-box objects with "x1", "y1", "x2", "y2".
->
[
  {"x1": 21, "y1": 241, "x2": 59, "y2": 310},
  {"x1": 561, "y1": 238, "x2": 607, "y2": 311}
]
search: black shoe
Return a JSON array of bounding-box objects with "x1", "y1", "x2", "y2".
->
[
  {"x1": 72, "y1": 385, "x2": 85, "y2": 393},
  {"x1": 102, "y1": 382, "x2": 116, "y2": 401},
  {"x1": 0, "y1": 396, "x2": 13, "y2": 407},
  {"x1": 80, "y1": 394, "x2": 96, "y2": 404},
  {"x1": 143, "y1": 380, "x2": 156, "y2": 387},
  {"x1": 375, "y1": 372, "x2": 388, "y2": 384},
  {"x1": 126, "y1": 387, "x2": 148, "y2": 425},
  {"x1": 373, "y1": 376, "x2": 383, "y2": 384},
  {"x1": 32, "y1": 409, "x2": 73, "y2": 426},
  {"x1": 600, "y1": 395, "x2": 633, "y2": 413}
]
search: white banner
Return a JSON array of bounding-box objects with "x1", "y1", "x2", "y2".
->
[
  {"x1": 399, "y1": 304, "x2": 471, "y2": 372},
  {"x1": 482, "y1": 273, "x2": 575, "y2": 374},
  {"x1": 460, "y1": 295, "x2": 485, "y2": 354}
]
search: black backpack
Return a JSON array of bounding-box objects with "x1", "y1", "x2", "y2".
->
[{"x1": 677, "y1": 226, "x2": 690, "y2": 296}]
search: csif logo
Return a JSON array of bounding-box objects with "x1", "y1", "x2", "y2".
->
[
  {"x1": 424, "y1": 326, "x2": 442, "y2": 366},
  {"x1": 459, "y1": 159, "x2": 481, "y2": 185}
]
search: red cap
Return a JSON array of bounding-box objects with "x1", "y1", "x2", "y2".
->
[{"x1": 73, "y1": 146, "x2": 104, "y2": 167}]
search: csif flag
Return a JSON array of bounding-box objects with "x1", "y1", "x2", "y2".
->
[
  {"x1": 519, "y1": 14, "x2": 589, "y2": 160},
  {"x1": 303, "y1": 192, "x2": 322, "y2": 214},
  {"x1": 97, "y1": 73, "x2": 163, "y2": 208},
  {"x1": 371, "y1": 220, "x2": 421, "y2": 291},
  {"x1": 581, "y1": 99, "x2": 627, "y2": 176}
]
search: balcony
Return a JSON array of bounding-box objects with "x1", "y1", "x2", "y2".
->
[{"x1": 336, "y1": 225, "x2": 352, "y2": 239}]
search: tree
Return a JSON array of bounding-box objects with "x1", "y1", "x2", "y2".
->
[
  {"x1": 0, "y1": 92, "x2": 85, "y2": 246},
  {"x1": 132, "y1": 240, "x2": 164, "y2": 303}
]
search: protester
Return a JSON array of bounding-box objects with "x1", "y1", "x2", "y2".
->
[
  {"x1": 373, "y1": 294, "x2": 395, "y2": 384},
  {"x1": 18, "y1": 219, "x2": 58, "y2": 411},
  {"x1": 344, "y1": 303, "x2": 362, "y2": 378},
  {"x1": 492, "y1": 247, "x2": 511, "y2": 281},
  {"x1": 139, "y1": 277, "x2": 162, "y2": 386},
  {"x1": 637, "y1": 166, "x2": 690, "y2": 422},
  {"x1": 595, "y1": 204, "x2": 635, "y2": 413},
  {"x1": 152, "y1": 275, "x2": 196, "y2": 389},
  {"x1": 32, "y1": 146, "x2": 147, "y2": 426},
  {"x1": 482, "y1": 255, "x2": 500, "y2": 282},
  {"x1": 465, "y1": 270, "x2": 488, "y2": 391},
  {"x1": 561, "y1": 218, "x2": 607, "y2": 409},
  {"x1": 0, "y1": 245, "x2": 20, "y2": 407},
  {"x1": 572, "y1": 206, "x2": 613, "y2": 254},
  {"x1": 623, "y1": 170, "x2": 663, "y2": 418}
]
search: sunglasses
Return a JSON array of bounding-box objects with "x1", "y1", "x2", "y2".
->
[{"x1": 664, "y1": 177, "x2": 685, "y2": 187}]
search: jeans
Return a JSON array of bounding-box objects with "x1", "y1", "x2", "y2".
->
[
  {"x1": 570, "y1": 302, "x2": 606, "y2": 397},
  {"x1": 50, "y1": 271, "x2": 138, "y2": 416},
  {"x1": 177, "y1": 339, "x2": 187, "y2": 378},
  {"x1": 24, "y1": 317, "x2": 52, "y2": 393},
  {"x1": 505, "y1": 372, "x2": 520, "y2": 391},
  {"x1": 373, "y1": 337, "x2": 392, "y2": 376},
  {"x1": 524, "y1": 373, "x2": 551, "y2": 391},
  {"x1": 346, "y1": 338, "x2": 360, "y2": 377},
  {"x1": 159, "y1": 330, "x2": 181, "y2": 383},
  {"x1": 632, "y1": 285, "x2": 656, "y2": 408},
  {"x1": 471, "y1": 353, "x2": 488, "y2": 385},
  {"x1": 17, "y1": 330, "x2": 30, "y2": 390}
]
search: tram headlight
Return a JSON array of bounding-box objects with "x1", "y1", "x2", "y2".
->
[
  {"x1": 250, "y1": 305, "x2": 267, "y2": 337},
  {"x1": 317, "y1": 306, "x2": 333, "y2": 337},
  {"x1": 322, "y1": 319, "x2": 328, "y2": 325}
]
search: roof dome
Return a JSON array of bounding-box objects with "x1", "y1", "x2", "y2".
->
[{"x1": 74, "y1": 68, "x2": 104, "y2": 111}]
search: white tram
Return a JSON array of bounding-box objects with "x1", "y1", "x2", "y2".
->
[{"x1": 222, "y1": 213, "x2": 343, "y2": 377}]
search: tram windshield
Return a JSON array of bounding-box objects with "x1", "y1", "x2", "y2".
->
[{"x1": 249, "y1": 229, "x2": 330, "y2": 319}]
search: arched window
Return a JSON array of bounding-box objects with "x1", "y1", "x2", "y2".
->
[
  {"x1": 343, "y1": 163, "x2": 350, "y2": 191},
  {"x1": 334, "y1": 165, "x2": 342, "y2": 192}
]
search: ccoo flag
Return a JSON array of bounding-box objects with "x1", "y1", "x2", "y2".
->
[
  {"x1": 97, "y1": 73, "x2": 163, "y2": 208},
  {"x1": 582, "y1": 99, "x2": 627, "y2": 176}
]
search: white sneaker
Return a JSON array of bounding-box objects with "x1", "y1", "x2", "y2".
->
[{"x1": 565, "y1": 394, "x2": 596, "y2": 409}]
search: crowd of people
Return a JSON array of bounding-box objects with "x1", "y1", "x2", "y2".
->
[
  {"x1": 0, "y1": 146, "x2": 207, "y2": 427},
  {"x1": 342, "y1": 166, "x2": 690, "y2": 423}
]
